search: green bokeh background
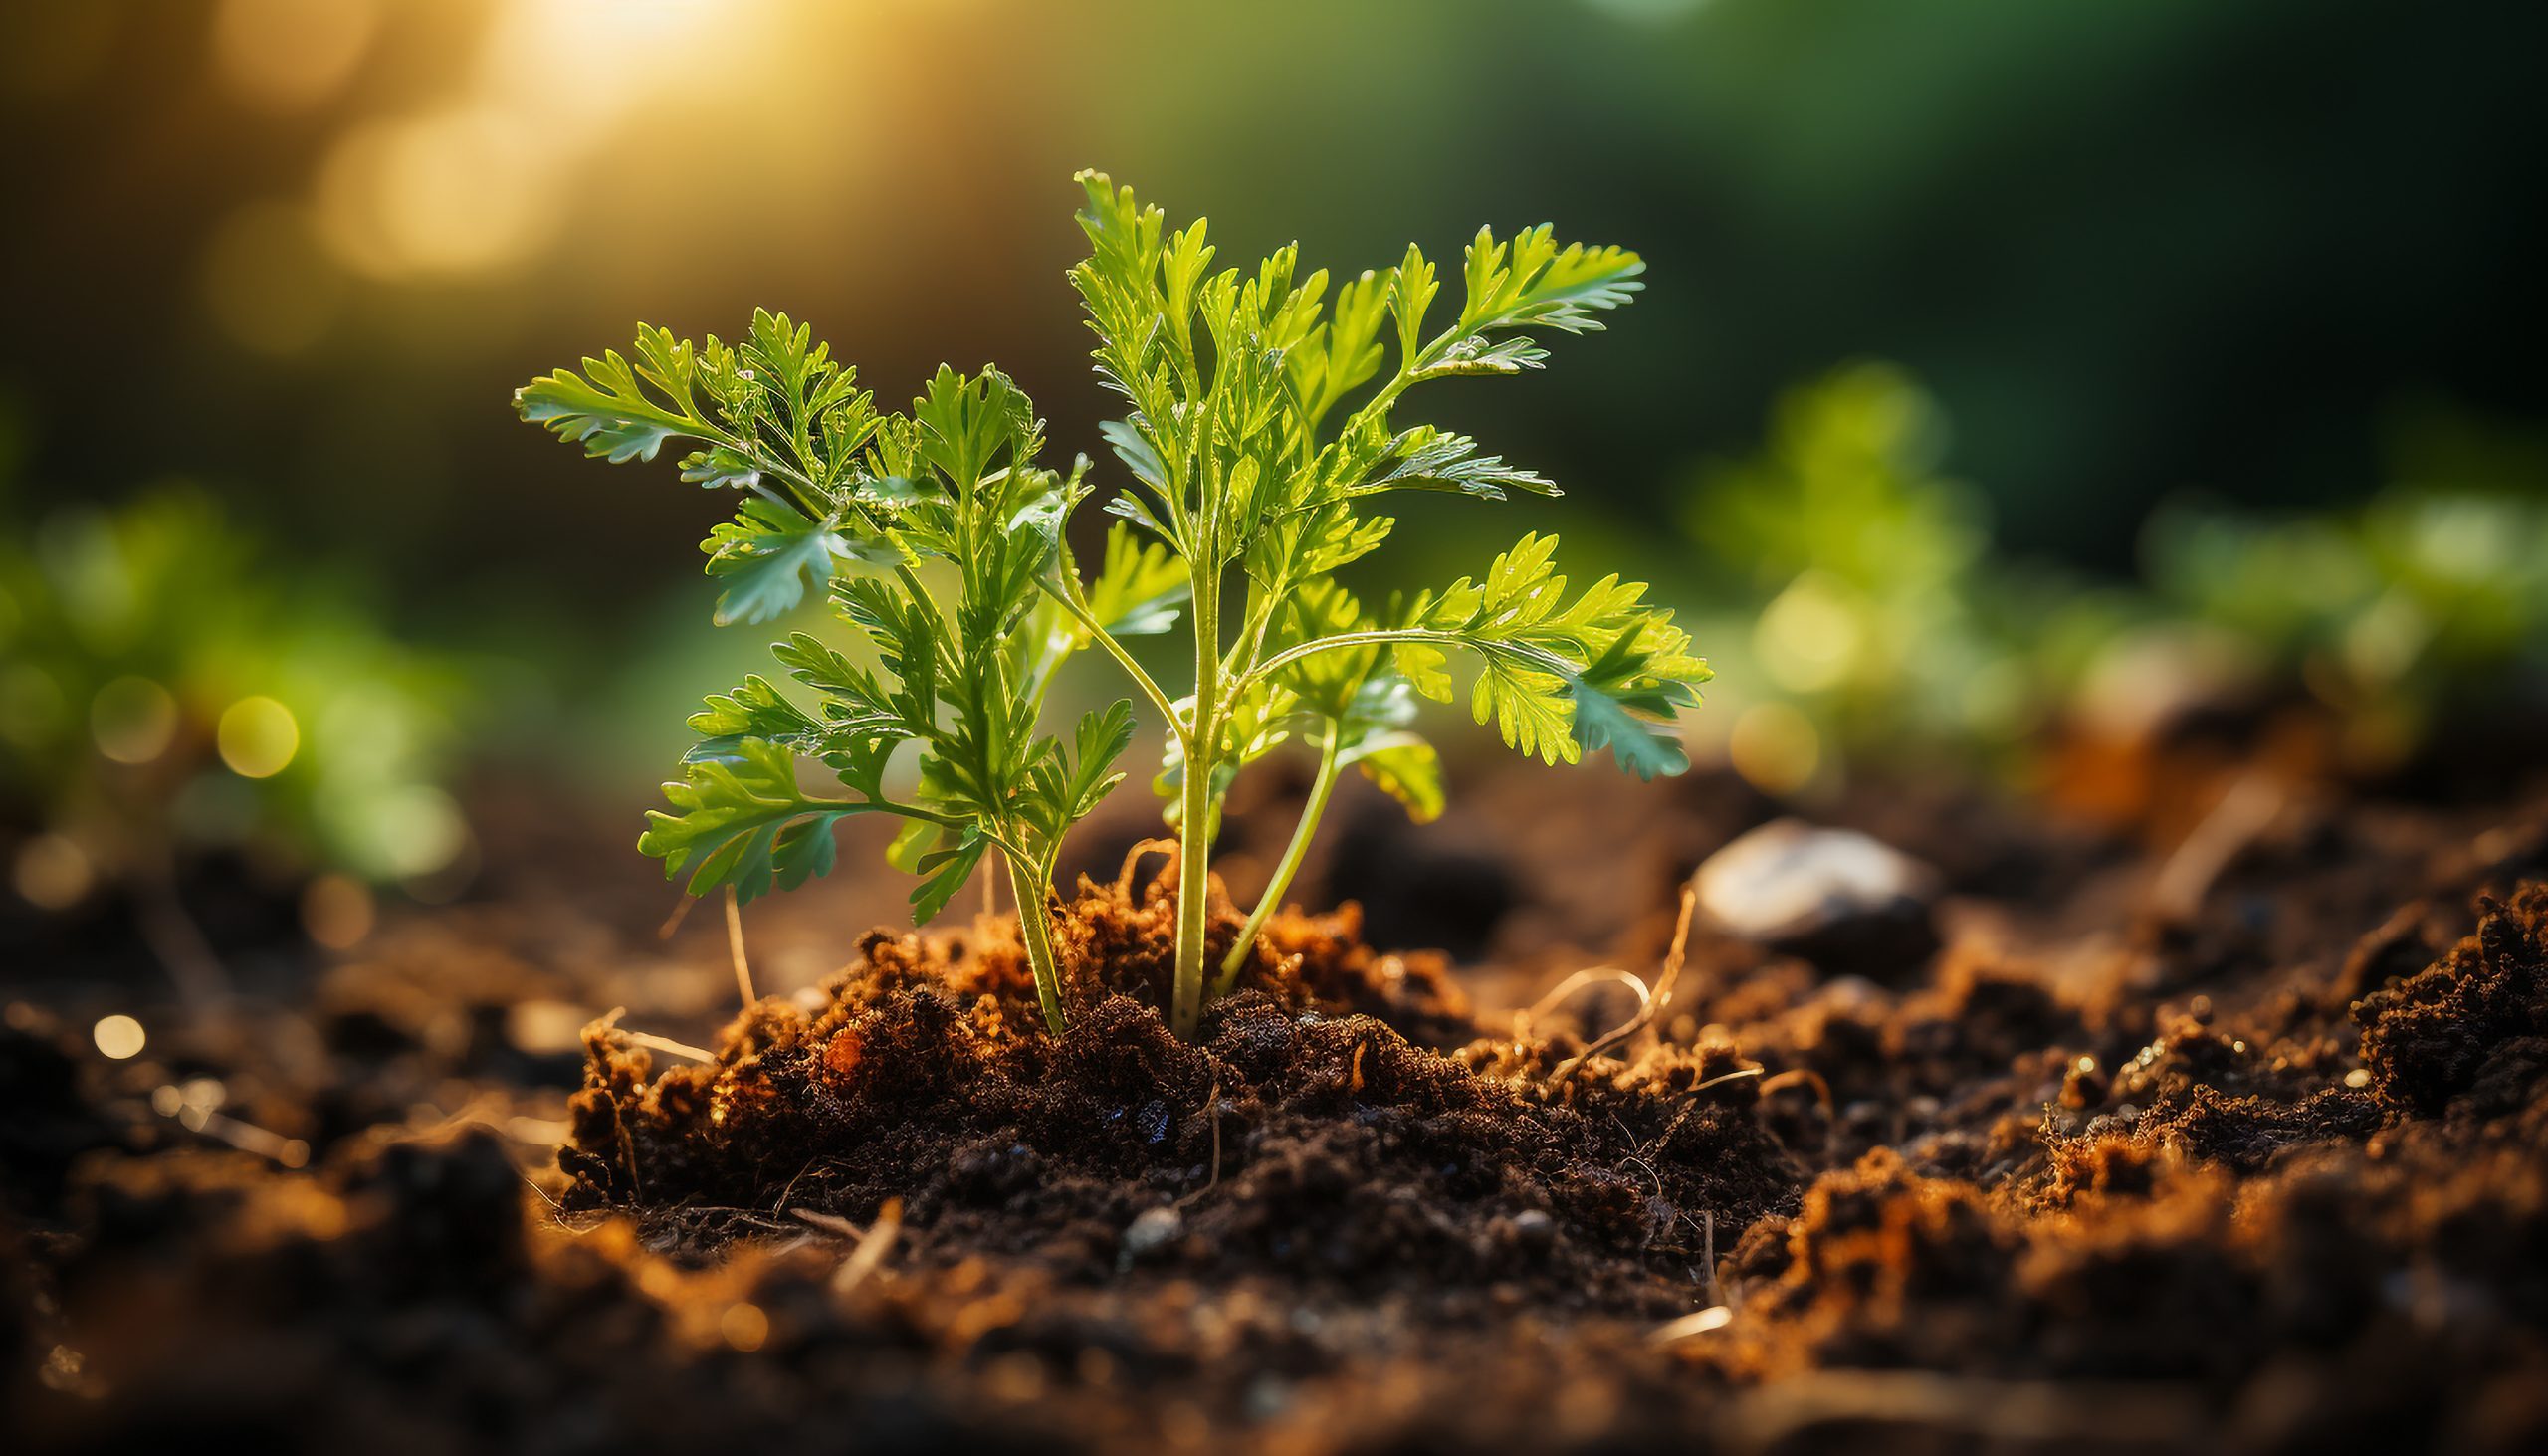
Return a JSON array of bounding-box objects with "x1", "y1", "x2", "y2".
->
[{"x1": 3, "y1": 0, "x2": 2541, "y2": 777}]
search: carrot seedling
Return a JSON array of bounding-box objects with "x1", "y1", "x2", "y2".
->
[{"x1": 516, "y1": 176, "x2": 1710, "y2": 1040}]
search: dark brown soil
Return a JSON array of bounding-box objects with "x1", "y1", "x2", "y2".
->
[{"x1": 7, "y1": 762, "x2": 2548, "y2": 1454}]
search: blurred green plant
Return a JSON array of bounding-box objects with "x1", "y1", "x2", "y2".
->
[
  {"x1": 1684, "y1": 363, "x2": 2044, "y2": 788},
  {"x1": 2146, "y1": 482, "x2": 2548, "y2": 762},
  {"x1": 517, "y1": 174, "x2": 1712, "y2": 1040},
  {"x1": 1684, "y1": 364, "x2": 2548, "y2": 791},
  {"x1": 0, "y1": 487, "x2": 469, "y2": 992}
]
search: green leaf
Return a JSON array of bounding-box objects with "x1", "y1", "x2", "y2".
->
[
  {"x1": 701, "y1": 497, "x2": 869, "y2": 626},
  {"x1": 516, "y1": 324, "x2": 720, "y2": 466},
  {"x1": 639, "y1": 738, "x2": 878, "y2": 904},
  {"x1": 1563, "y1": 672, "x2": 1690, "y2": 781},
  {"x1": 1394, "y1": 641, "x2": 1453, "y2": 701},
  {"x1": 1348, "y1": 426, "x2": 1556, "y2": 502},
  {"x1": 1062, "y1": 700, "x2": 1136, "y2": 816},
  {"x1": 1408, "y1": 531, "x2": 1710, "y2": 775},
  {"x1": 1084, "y1": 522, "x2": 1190, "y2": 636},
  {"x1": 1471, "y1": 656, "x2": 1578, "y2": 765},
  {"x1": 907, "y1": 830, "x2": 986, "y2": 925},
  {"x1": 683, "y1": 674, "x2": 824, "y2": 761},
  {"x1": 1343, "y1": 732, "x2": 1444, "y2": 823}
]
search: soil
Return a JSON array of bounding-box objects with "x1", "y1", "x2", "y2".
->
[{"x1": 7, "y1": 740, "x2": 2548, "y2": 1454}]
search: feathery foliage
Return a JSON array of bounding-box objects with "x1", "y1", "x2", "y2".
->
[{"x1": 518, "y1": 176, "x2": 1707, "y2": 1040}]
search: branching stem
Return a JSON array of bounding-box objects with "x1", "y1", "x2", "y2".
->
[{"x1": 1038, "y1": 576, "x2": 1186, "y2": 739}]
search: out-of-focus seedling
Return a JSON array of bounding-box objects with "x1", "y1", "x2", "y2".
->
[
  {"x1": 2147, "y1": 478, "x2": 2548, "y2": 765},
  {"x1": 0, "y1": 488, "x2": 468, "y2": 995}
]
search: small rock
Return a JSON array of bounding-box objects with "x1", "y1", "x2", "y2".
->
[
  {"x1": 1695, "y1": 819, "x2": 1941, "y2": 979},
  {"x1": 1121, "y1": 1205, "x2": 1183, "y2": 1262},
  {"x1": 1507, "y1": 1208, "x2": 1557, "y2": 1254}
]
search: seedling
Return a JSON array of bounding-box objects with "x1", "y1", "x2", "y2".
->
[{"x1": 517, "y1": 173, "x2": 1709, "y2": 1039}]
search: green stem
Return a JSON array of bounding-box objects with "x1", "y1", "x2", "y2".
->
[
  {"x1": 1215, "y1": 724, "x2": 1341, "y2": 996},
  {"x1": 1037, "y1": 576, "x2": 1184, "y2": 730},
  {"x1": 1008, "y1": 852, "x2": 1067, "y2": 1036},
  {"x1": 1169, "y1": 562, "x2": 1221, "y2": 1041}
]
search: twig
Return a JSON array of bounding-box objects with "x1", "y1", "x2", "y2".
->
[
  {"x1": 625, "y1": 1030, "x2": 718, "y2": 1063},
  {"x1": 724, "y1": 886, "x2": 755, "y2": 1006},
  {"x1": 2149, "y1": 770, "x2": 2283, "y2": 924},
  {"x1": 1650, "y1": 1305, "x2": 1733, "y2": 1344},
  {"x1": 829, "y1": 1197, "x2": 903, "y2": 1296},
  {"x1": 134, "y1": 857, "x2": 229, "y2": 1005}
]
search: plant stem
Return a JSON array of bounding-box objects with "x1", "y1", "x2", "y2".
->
[
  {"x1": 1169, "y1": 561, "x2": 1221, "y2": 1041},
  {"x1": 1215, "y1": 724, "x2": 1341, "y2": 997},
  {"x1": 1037, "y1": 576, "x2": 1184, "y2": 728},
  {"x1": 1008, "y1": 852, "x2": 1067, "y2": 1036}
]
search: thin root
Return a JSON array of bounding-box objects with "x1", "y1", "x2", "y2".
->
[
  {"x1": 1176, "y1": 1080, "x2": 1224, "y2": 1208},
  {"x1": 789, "y1": 1206, "x2": 868, "y2": 1240},
  {"x1": 1117, "y1": 838, "x2": 1180, "y2": 900},
  {"x1": 1553, "y1": 881, "x2": 1700, "y2": 1087},
  {"x1": 1520, "y1": 966, "x2": 1653, "y2": 1039},
  {"x1": 1702, "y1": 1208, "x2": 1722, "y2": 1308},
  {"x1": 2149, "y1": 769, "x2": 2284, "y2": 924}
]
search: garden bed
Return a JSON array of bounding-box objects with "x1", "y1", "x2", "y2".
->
[{"x1": 6, "y1": 757, "x2": 2547, "y2": 1454}]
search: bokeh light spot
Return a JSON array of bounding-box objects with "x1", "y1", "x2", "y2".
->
[
  {"x1": 218, "y1": 696, "x2": 301, "y2": 778},
  {"x1": 92, "y1": 676, "x2": 177, "y2": 764},
  {"x1": 317, "y1": 109, "x2": 556, "y2": 279},
  {"x1": 720, "y1": 1302, "x2": 770, "y2": 1352},
  {"x1": 0, "y1": 664, "x2": 67, "y2": 749},
  {"x1": 1728, "y1": 702, "x2": 1820, "y2": 796},
  {"x1": 370, "y1": 786, "x2": 470, "y2": 880},
  {"x1": 215, "y1": 0, "x2": 382, "y2": 112},
  {"x1": 1755, "y1": 575, "x2": 1863, "y2": 695},
  {"x1": 13, "y1": 834, "x2": 95, "y2": 910},
  {"x1": 301, "y1": 872, "x2": 377, "y2": 949},
  {"x1": 92, "y1": 1014, "x2": 146, "y2": 1060}
]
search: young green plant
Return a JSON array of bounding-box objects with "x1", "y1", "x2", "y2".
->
[
  {"x1": 1066, "y1": 172, "x2": 1711, "y2": 1038},
  {"x1": 517, "y1": 316, "x2": 1176, "y2": 1032},
  {"x1": 515, "y1": 175, "x2": 1711, "y2": 1043}
]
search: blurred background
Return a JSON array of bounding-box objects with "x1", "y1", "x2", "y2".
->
[{"x1": 3, "y1": 0, "x2": 2544, "y2": 980}]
